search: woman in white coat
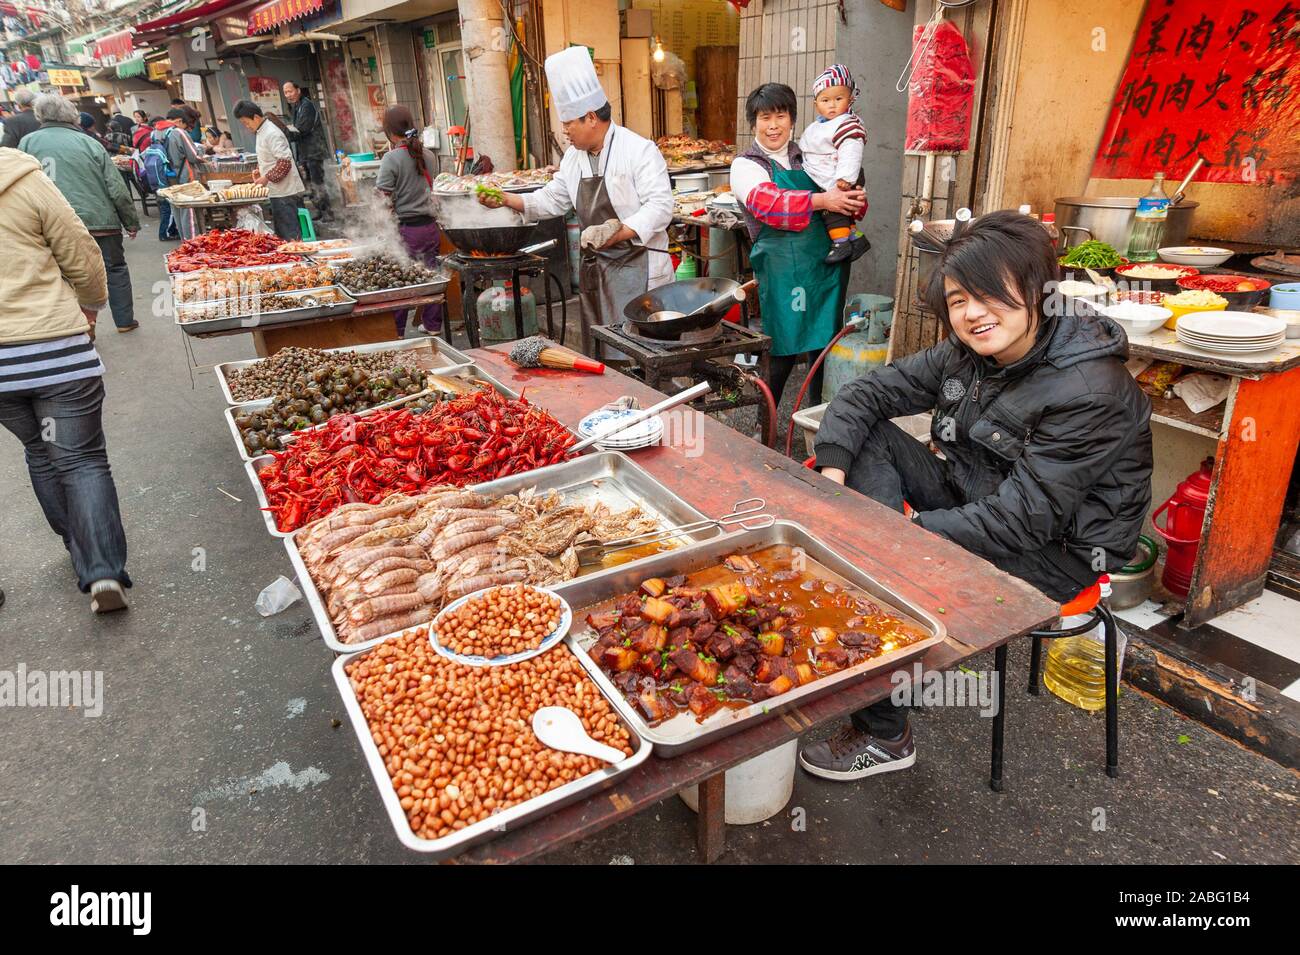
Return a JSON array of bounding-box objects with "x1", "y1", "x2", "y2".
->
[{"x1": 478, "y1": 46, "x2": 673, "y2": 359}]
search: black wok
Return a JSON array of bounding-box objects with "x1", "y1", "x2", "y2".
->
[
  {"x1": 442, "y1": 224, "x2": 541, "y2": 256},
  {"x1": 623, "y1": 277, "x2": 754, "y2": 339}
]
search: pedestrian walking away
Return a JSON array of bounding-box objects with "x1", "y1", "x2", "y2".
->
[
  {"x1": 0, "y1": 146, "x2": 131, "y2": 611},
  {"x1": 19, "y1": 94, "x2": 141, "y2": 333},
  {"x1": 376, "y1": 104, "x2": 442, "y2": 336}
]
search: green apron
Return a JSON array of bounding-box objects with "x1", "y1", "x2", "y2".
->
[{"x1": 749, "y1": 166, "x2": 848, "y2": 356}]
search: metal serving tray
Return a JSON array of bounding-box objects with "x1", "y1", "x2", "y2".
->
[
  {"x1": 215, "y1": 336, "x2": 474, "y2": 406},
  {"x1": 243, "y1": 364, "x2": 515, "y2": 537},
  {"x1": 224, "y1": 362, "x2": 500, "y2": 463},
  {"x1": 171, "y1": 261, "x2": 338, "y2": 304},
  {"x1": 166, "y1": 253, "x2": 306, "y2": 278},
  {"x1": 555, "y1": 520, "x2": 947, "y2": 757},
  {"x1": 287, "y1": 451, "x2": 720, "y2": 653},
  {"x1": 339, "y1": 273, "x2": 451, "y2": 305},
  {"x1": 331, "y1": 637, "x2": 651, "y2": 856},
  {"x1": 175, "y1": 286, "x2": 355, "y2": 336}
]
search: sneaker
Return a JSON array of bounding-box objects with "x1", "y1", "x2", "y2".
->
[
  {"x1": 90, "y1": 579, "x2": 128, "y2": 614},
  {"x1": 798, "y1": 721, "x2": 915, "y2": 781},
  {"x1": 823, "y1": 240, "x2": 854, "y2": 264}
]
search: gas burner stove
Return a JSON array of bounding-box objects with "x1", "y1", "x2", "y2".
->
[
  {"x1": 621, "y1": 319, "x2": 724, "y2": 347},
  {"x1": 445, "y1": 251, "x2": 544, "y2": 269}
]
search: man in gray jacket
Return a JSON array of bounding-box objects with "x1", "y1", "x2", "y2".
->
[
  {"x1": 0, "y1": 88, "x2": 39, "y2": 148},
  {"x1": 20, "y1": 94, "x2": 141, "y2": 332}
]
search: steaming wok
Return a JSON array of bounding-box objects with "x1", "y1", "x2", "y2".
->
[
  {"x1": 623, "y1": 277, "x2": 754, "y2": 339},
  {"x1": 434, "y1": 188, "x2": 542, "y2": 256}
]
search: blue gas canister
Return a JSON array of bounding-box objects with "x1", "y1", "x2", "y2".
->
[{"x1": 822, "y1": 294, "x2": 893, "y2": 403}]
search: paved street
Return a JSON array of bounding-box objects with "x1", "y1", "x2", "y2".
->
[{"x1": 1, "y1": 227, "x2": 1296, "y2": 864}]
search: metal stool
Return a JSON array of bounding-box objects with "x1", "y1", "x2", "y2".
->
[{"x1": 989, "y1": 581, "x2": 1120, "y2": 792}]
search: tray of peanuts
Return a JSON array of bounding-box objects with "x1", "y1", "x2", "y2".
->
[{"x1": 334, "y1": 624, "x2": 652, "y2": 855}]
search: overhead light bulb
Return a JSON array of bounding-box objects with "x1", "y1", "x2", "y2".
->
[{"x1": 653, "y1": 38, "x2": 665, "y2": 63}]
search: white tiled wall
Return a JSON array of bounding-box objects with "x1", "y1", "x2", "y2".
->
[{"x1": 736, "y1": 0, "x2": 840, "y2": 148}]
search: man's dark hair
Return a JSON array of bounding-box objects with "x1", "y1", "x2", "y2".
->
[
  {"x1": 593, "y1": 102, "x2": 612, "y2": 123},
  {"x1": 170, "y1": 98, "x2": 185, "y2": 106},
  {"x1": 745, "y1": 83, "x2": 797, "y2": 128},
  {"x1": 923, "y1": 209, "x2": 1062, "y2": 339},
  {"x1": 166, "y1": 107, "x2": 188, "y2": 122},
  {"x1": 233, "y1": 100, "x2": 263, "y2": 121}
]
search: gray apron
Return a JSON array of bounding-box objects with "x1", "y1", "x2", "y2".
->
[{"x1": 576, "y1": 129, "x2": 648, "y2": 361}]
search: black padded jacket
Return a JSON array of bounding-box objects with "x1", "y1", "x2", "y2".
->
[{"x1": 815, "y1": 309, "x2": 1153, "y2": 599}]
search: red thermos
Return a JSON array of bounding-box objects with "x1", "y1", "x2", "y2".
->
[{"x1": 1150, "y1": 457, "x2": 1214, "y2": 597}]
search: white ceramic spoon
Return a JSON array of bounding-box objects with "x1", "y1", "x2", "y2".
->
[{"x1": 531, "y1": 706, "x2": 627, "y2": 764}]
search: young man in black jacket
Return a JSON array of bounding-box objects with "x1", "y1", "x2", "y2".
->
[
  {"x1": 282, "y1": 81, "x2": 333, "y2": 222},
  {"x1": 802, "y1": 210, "x2": 1153, "y2": 781}
]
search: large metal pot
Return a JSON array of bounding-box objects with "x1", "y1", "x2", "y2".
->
[
  {"x1": 1053, "y1": 196, "x2": 1198, "y2": 251},
  {"x1": 432, "y1": 189, "x2": 540, "y2": 256}
]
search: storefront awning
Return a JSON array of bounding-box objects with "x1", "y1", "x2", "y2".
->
[
  {"x1": 134, "y1": 0, "x2": 258, "y2": 34},
  {"x1": 248, "y1": 0, "x2": 324, "y2": 34},
  {"x1": 116, "y1": 55, "x2": 148, "y2": 79},
  {"x1": 93, "y1": 29, "x2": 136, "y2": 61}
]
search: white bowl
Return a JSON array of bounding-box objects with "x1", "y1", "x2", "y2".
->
[
  {"x1": 1256, "y1": 307, "x2": 1300, "y2": 339},
  {"x1": 1100, "y1": 302, "x2": 1172, "y2": 335},
  {"x1": 1157, "y1": 246, "x2": 1233, "y2": 267}
]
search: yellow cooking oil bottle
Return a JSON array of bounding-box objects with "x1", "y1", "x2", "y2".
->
[{"x1": 1042, "y1": 578, "x2": 1126, "y2": 711}]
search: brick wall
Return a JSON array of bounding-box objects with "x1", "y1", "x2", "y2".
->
[{"x1": 735, "y1": 0, "x2": 840, "y2": 149}]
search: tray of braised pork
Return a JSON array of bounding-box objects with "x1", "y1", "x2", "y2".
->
[{"x1": 558, "y1": 521, "x2": 946, "y2": 755}]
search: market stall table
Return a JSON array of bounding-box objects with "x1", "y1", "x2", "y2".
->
[
  {"x1": 1124, "y1": 325, "x2": 1300, "y2": 627},
  {"x1": 185, "y1": 292, "x2": 447, "y2": 356},
  {"x1": 170, "y1": 196, "x2": 271, "y2": 234},
  {"x1": 428, "y1": 345, "x2": 1059, "y2": 863}
]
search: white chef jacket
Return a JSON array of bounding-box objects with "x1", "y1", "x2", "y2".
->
[{"x1": 520, "y1": 123, "x2": 675, "y2": 289}]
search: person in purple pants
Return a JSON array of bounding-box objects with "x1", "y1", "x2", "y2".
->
[{"x1": 376, "y1": 105, "x2": 443, "y2": 336}]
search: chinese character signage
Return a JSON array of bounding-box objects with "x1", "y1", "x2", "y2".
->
[
  {"x1": 47, "y1": 68, "x2": 84, "y2": 87},
  {"x1": 1092, "y1": 0, "x2": 1300, "y2": 185}
]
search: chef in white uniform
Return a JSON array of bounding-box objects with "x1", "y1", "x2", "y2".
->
[{"x1": 478, "y1": 46, "x2": 674, "y2": 359}]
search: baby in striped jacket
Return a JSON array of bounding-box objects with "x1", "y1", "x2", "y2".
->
[{"x1": 798, "y1": 63, "x2": 869, "y2": 264}]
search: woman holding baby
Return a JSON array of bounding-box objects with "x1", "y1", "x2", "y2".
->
[{"x1": 730, "y1": 72, "x2": 868, "y2": 408}]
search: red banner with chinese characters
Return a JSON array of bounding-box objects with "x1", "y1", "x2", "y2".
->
[
  {"x1": 247, "y1": 0, "x2": 323, "y2": 34},
  {"x1": 1092, "y1": 0, "x2": 1300, "y2": 186}
]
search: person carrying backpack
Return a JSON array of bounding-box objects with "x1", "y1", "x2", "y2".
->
[{"x1": 142, "y1": 121, "x2": 180, "y2": 239}]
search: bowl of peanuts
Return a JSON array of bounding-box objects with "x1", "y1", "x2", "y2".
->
[{"x1": 430, "y1": 583, "x2": 572, "y2": 665}]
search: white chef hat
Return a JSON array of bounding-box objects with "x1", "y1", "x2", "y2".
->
[{"x1": 545, "y1": 45, "x2": 607, "y2": 122}]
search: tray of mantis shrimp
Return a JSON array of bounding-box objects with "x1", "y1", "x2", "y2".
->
[{"x1": 284, "y1": 451, "x2": 720, "y2": 652}]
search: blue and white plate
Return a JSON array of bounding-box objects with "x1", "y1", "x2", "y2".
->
[
  {"x1": 579, "y1": 408, "x2": 663, "y2": 449},
  {"x1": 428, "y1": 585, "x2": 572, "y2": 667}
]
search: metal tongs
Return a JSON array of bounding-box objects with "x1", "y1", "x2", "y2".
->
[{"x1": 573, "y1": 497, "x2": 774, "y2": 566}]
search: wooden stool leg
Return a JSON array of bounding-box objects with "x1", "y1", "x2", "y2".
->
[
  {"x1": 696, "y1": 772, "x2": 726, "y2": 863},
  {"x1": 989, "y1": 643, "x2": 1008, "y2": 792},
  {"x1": 1028, "y1": 635, "x2": 1043, "y2": 695},
  {"x1": 1100, "y1": 606, "x2": 1120, "y2": 778}
]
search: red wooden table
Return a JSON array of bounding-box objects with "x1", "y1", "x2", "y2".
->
[{"x1": 447, "y1": 346, "x2": 1058, "y2": 863}]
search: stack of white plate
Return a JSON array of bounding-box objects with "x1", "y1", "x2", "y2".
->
[
  {"x1": 578, "y1": 407, "x2": 664, "y2": 451},
  {"x1": 1175, "y1": 311, "x2": 1286, "y2": 354}
]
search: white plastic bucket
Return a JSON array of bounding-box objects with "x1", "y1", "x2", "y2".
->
[{"x1": 679, "y1": 739, "x2": 798, "y2": 825}]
